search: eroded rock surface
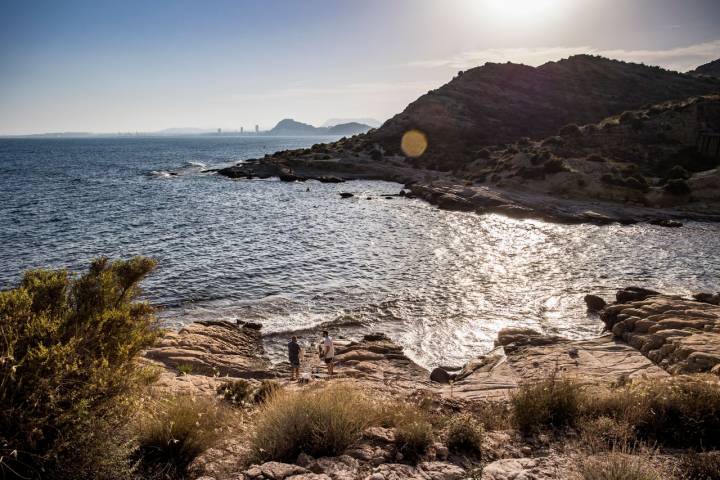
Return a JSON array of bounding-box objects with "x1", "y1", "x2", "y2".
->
[
  {"x1": 601, "y1": 291, "x2": 720, "y2": 374},
  {"x1": 448, "y1": 331, "x2": 667, "y2": 401},
  {"x1": 144, "y1": 320, "x2": 271, "y2": 378}
]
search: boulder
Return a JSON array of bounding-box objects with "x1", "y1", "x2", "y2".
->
[
  {"x1": 616, "y1": 287, "x2": 660, "y2": 303},
  {"x1": 430, "y1": 367, "x2": 452, "y2": 384},
  {"x1": 340, "y1": 192, "x2": 354, "y2": 198},
  {"x1": 584, "y1": 294, "x2": 607, "y2": 311},
  {"x1": 601, "y1": 290, "x2": 720, "y2": 374},
  {"x1": 694, "y1": 292, "x2": 720, "y2": 305}
]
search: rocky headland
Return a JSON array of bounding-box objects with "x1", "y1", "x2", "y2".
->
[
  {"x1": 213, "y1": 56, "x2": 720, "y2": 226},
  {"x1": 144, "y1": 287, "x2": 720, "y2": 479}
]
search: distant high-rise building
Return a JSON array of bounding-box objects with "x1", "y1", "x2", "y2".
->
[
  {"x1": 255, "y1": 124, "x2": 259, "y2": 134},
  {"x1": 217, "y1": 128, "x2": 222, "y2": 134},
  {"x1": 240, "y1": 126, "x2": 244, "y2": 134}
]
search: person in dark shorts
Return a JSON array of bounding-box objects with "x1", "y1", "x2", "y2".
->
[
  {"x1": 288, "y1": 335, "x2": 301, "y2": 380},
  {"x1": 322, "y1": 330, "x2": 335, "y2": 375}
]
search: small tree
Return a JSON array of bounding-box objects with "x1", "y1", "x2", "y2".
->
[{"x1": 0, "y1": 257, "x2": 160, "y2": 479}]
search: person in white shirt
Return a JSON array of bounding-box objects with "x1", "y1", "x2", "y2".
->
[{"x1": 322, "y1": 330, "x2": 335, "y2": 375}]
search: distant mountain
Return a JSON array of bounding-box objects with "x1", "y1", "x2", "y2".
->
[
  {"x1": 691, "y1": 58, "x2": 720, "y2": 78},
  {"x1": 268, "y1": 118, "x2": 373, "y2": 136},
  {"x1": 322, "y1": 117, "x2": 381, "y2": 128},
  {"x1": 371, "y1": 54, "x2": 720, "y2": 166}
]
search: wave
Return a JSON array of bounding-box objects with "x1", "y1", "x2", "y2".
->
[
  {"x1": 262, "y1": 314, "x2": 368, "y2": 339},
  {"x1": 184, "y1": 161, "x2": 206, "y2": 168},
  {"x1": 148, "y1": 170, "x2": 175, "y2": 178}
]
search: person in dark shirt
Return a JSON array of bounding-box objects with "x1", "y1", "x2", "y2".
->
[{"x1": 288, "y1": 335, "x2": 301, "y2": 380}]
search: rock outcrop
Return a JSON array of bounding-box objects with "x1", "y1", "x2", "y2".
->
[
  {"x1": 600, "y1": 291, "x2": 720, "y2": 374},
  {"x1": 448, "y1": 333, "x2": 668, "y2": 401},
  {"x1": 144, "y1": 320, "x2": 271, "y2": 378}
]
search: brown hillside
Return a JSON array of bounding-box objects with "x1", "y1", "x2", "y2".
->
[
  {"x1": 371, "y1": 55, "x2": 720, "y2": 167},
  {"x1": 692, "y1": 58, "x2": 720, "y2": 78}
]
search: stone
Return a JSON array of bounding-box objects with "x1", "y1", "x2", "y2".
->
[
  {"x1": 584, "y1": 294, "x2": 607, "y2": 311},
  {"x1": 430, "y1": 367, "x2": 452, "y2": 384},
  {"x1": 256, "y1": 462, "x2": 309, "y2": 479},
  {"x1": 616, "y1": 287, "x2": 660, "y2": 303},
  {"x1": 340, "y1": 192, "x2": 354, "y2": 198},
  {"x1": 418, "y1": 461, "x2": 466, "y2": 480},
  {"x1": 694, "y1": 292, "x2": 720, "y2": 305}
]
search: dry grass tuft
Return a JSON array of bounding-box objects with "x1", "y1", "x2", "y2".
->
[
  {"x1": 136, "y1": 395, "x2": 231, "y2": 479},
  {"x1": 511, "y1": 374, "x2": 583, "y2": 434},
  {"x1": 579, "y1": 452, "x2": 659, "y2": 480},
  {"x1": 250, "y1": 383, "x2": 384, "y2": 462},
  {"x1": 445, "y1": 412, "x2": 484, "y2": 456}
]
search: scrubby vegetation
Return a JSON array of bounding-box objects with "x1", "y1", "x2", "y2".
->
[
  {"x1": 579, "y1": 452, "x2": 659, "y2": 480},
  {"x1": 136, "y1": 395, "x2": 231, "y2": 478},
  {"x1": 445, "y1": 412, "x2": 484, "y2": 455},
  {"x1": 511, "y1": 374, "x2": 720, "y2": 450},
  {"x1": 677, "y1": 451, "x2": 720, "y2": 480},
  {"x1": 511, "y1": 375, "x2": 583, "y2": 433},
  {"x1": 250, "y1": 383, "x2": 382, "y2": 461},
  {"x1": 0, "y1": 257, "x2": 159, "y2": 479},
  {"x1": 217, "y1": 378, "x2": 255, "y2": 405},
  {"x1": 394, "y1": 411, "x2": 434, "y2": 461}
]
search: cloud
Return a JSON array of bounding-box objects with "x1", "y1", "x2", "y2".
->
[
  {"x1": 229, "y1": 81, "x2": 436, "y2": 102},
  {"x1": 407, "y1": 40, "x2": 720, "y2": 73}
]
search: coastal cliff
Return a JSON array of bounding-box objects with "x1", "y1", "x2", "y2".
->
[
  {"x1": 214, "y1": 56, "x2": 720, "y2": 226},
  {"x1": 144, "y1": 287, "x2": 720, "y2": 480}
]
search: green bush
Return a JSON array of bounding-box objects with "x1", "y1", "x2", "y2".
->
[
  {"x1": 667, "y1": 165, "x2": 690, "y2": 180},
  {"x1": 511, "y1": 374, "x2": 583, "y2": 434},
  {"x1": 136, "y1": 395, "x2": 230, "y2": 478},
  {"x1": 250, "y1": 384, "x2": 381, "y2": 462},
  {"x1": 559, "y1": 123, "x2": 582, "y2": 136},
  {"x1": 543, "y1": 158, "x2": 569, "y2": 174},
  {"x1": 446, "y1": 413, "x2": 484, "y2": 455},
  {"x1": 0, "y1": 257, "x2": 159, "y2": 479},
  {"x1": 664, "y1": 179, "x2": 691, "y2": 195},
  {"x1": 579, "y1": 453, "x2": 658, "y2": 480},
  {"x1": 177, "y1": 363, "x2": 194, "y2": 376}
]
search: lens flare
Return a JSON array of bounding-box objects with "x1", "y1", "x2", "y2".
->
[{"x1": 401, "y1": 129, "x2": 428, "y2": 158}]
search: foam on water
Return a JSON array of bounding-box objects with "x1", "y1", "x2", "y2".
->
[{"x1": 2, "y1": 136, "x2": 720, "y2": 368}]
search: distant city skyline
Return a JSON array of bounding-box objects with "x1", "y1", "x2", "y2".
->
[{"x1": 1, "y1": 0, "x2": 719, "y2": 135}]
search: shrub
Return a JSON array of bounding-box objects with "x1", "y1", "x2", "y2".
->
[
  {"x1": 136, "y1": 395, "x2": 229, "y2": 478},
  {"x1": 579, "y1": 453, "x2": 659, "y2": 480},
  {"x1": 250, "y1": 384, "x2": 381, "y2": 462},
  {"x1": 667, "y1": 165, "x2": 690, "y2": 180},
  {"x1": 177, "y1": 363, "x2": 194, "y2": 376},
  {"x1": 664, "y1": 179, "x2": 691, "y2": 195},
  {"x1": 587, "y1": 154, "x2": 607, "y2": 163},
  {"x1": 369, "y1": 148, "x2": 383, "y2": 161},
  {"x1": 476, "y1": 148, "x2": 491, "y2": 160},
  {"x1": 395, "y1": 415, "x2": 434, "y2": 461},
  {"x1": 628, "y1": 376, "x2": 720, "y2": 448},
  {"x1": 559, "y1": 123, "x2": 582, "y2": 136},
  {"x1": 0, "y1": 257, "x2": 159, "y2": 479},
  {"x1": 543, "y1": 157, "x2": 569, "y2": 174},
  {"x1": 217, "y1": 379, "x2": 254, "y2": 406},
  {"x1": 254, "y1": 380, "x2": 282, "y2": 404},
  {"x1": 580, "y1": 416, "x2": 635, "y2": 452},
  {"x1": 677, "y1": 451, "x2": 720, "y2": 480},
  {"x1": 511, "y1": 374, "x2": 583, "y2": 433},
  {"x1": 446, "y1": 413, "x2": 484, "y2": 455}
]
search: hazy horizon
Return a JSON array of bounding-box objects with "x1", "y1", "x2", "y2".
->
[{"x1": 2, "y1": 0, "x2": 719, "y2": 135}]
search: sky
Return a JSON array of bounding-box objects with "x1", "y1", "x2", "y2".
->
[{"x1": 1, "y1": 0, "x2": 719, "y2": 135}]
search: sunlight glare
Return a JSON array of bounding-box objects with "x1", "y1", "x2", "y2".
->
[{"x1": 471, "y1": 0, "x2": 563, "y2": 21}]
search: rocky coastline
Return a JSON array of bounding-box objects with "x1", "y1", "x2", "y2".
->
[{"x1": 144, "y1": 287, "x2": 720, "y2": 479}]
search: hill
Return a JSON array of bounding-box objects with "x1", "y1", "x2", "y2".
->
[
  {"x1": 268, "y1": 118, "x2": 373, "y2": 136},
  {"x1": 322, "y1": 117, "x2": 382, "y2": 128},
  {"x1": 692, "y1": 58, "x2": 720, "y2": 78},
  {"x1": 370, "y1": 55, "x2": 720, "y2": 168}
]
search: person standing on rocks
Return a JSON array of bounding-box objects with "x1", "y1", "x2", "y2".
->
[
  {"x1": 288, "y1": 335, "x2": 301, "y2": 380},
  {"x1": 322, "y1": 330, "x2": 335, "y2": 375}
]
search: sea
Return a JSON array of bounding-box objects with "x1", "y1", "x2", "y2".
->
[{"x1": 2, "y1": 136, "x2": 719, "y2": 367}]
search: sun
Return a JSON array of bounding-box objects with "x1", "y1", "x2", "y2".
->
[{"x1": 470, "y1": 0, "x2": 563, "y2": 21}]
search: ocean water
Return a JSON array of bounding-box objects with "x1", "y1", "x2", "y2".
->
[{"x1": 2, "y1": 136, "x2": 720, "y2": 368}]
